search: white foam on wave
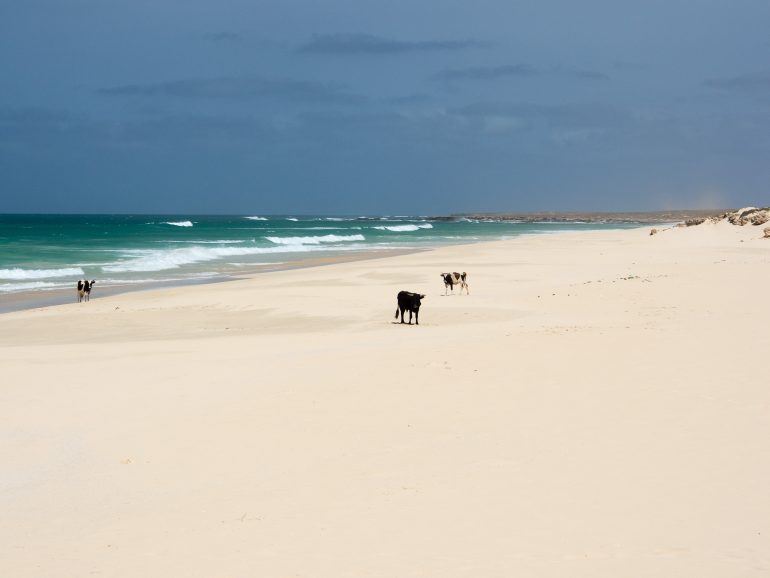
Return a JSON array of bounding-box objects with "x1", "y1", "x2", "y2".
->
[
  {"x1": 103, "y1": 246, "x2": 288, "y2": 273},
  {"x1": 265, "y1": 234, "x2": 365, "y2": 245},
  {"x1": 101, "y1": 239, "x2": 365, "y2": 273},
  {"x1": 373, "y1": 223, "x2": 433, "y2": 232},
  {"x1": 282, "y1": 226, "x2": 339, "y2": 231},
  {"x1": 0, "y1": 281, "x2": 67, "y2": 293},
  {"x1": 163, "y1": 221, "x2": 194, "y2": 227},
  {"x1": 245, "y1": 216, "x2": 268, "y2": 221},
  {"x1": 286, "y1": 217, "x2": 299, "y2": 221},
  {"x1": 161, "y1": 239, "x2": 246, "y2": 244},
  {"x1": 0, "y1": 266, "x2": 85, "y2": 280}
]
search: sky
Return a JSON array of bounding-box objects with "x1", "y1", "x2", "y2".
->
[{"x1": 1, "y1": 0, "x2": 769, "y2": 214}]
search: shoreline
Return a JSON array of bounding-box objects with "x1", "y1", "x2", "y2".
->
[
  {"x1": 0, "y1": 246, "x2": 427, "y2": 314},
  {"x1": 0, "y1": 215, "x2": 666, "y2": 312}
]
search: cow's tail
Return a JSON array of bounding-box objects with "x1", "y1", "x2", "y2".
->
[{"x1": 394, "y1": 307, "x2": 399, "y2": 319}]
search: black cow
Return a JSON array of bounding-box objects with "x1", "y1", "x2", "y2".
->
[{"x1": 394, "y1": 291, "x2": 425, "y2": 325}]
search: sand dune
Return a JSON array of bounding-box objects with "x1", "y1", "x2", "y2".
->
[{"x1": 1, "y1": 222, "x2": 769, "y2": 577}]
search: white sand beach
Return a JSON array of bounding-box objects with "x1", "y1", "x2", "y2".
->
[{"x1": 1, "y1": 222, "x2": 769, "y2": 577}]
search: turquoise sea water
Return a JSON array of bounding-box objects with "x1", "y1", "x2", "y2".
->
[{"x1": 0, "y1": 214, "x2": 638, "y2": 294}]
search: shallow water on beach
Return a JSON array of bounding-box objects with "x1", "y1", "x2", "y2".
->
[{"x1": 0, "y1": 214, "x2": 637, "y2": 295}]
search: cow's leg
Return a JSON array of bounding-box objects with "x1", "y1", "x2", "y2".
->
[
  {"x1": 400, "y1": 307, "x2": 405, "y2": 324},
  {"x1": 415, "y1": 309, "x2": 419, "y2": 325},
  {"x1": 408, "y1": 310, "x2": 413, "y2": 325}
]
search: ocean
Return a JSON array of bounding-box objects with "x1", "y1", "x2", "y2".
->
[{"x1": 0, "y1": 214, "x2": 638, "y2": 295}]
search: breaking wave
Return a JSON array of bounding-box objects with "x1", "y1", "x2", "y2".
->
[
  {"x1": 163, "y1": 221, "x2": 194, "y2": 227},
  {"x1": 245, "y1": 216, "x2": 268, "y2": 221},
  {"x1": 0, "y1": 281, "x2": 67, "y2": 293},
  {"x1": 0, "y1": 267, "x2": 85, "y2": 280},
  {"x1": 265, "y1": 234, "x2": 365, "y2": 245},
  {"x1": 101, "y1": 237, "x2": 364, "y2": 273},
  {"x1": 373, "y1": 223, "x2": 433, "y2": 232},
  {"x1": 161, "y1": 239, "x2": 246, "y2": 244},
  {"x1": 103, "y1": 246, "x2": 290, "y2": 273}
]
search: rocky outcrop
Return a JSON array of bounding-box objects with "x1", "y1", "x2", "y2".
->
[
  {"x1": 650, "y1": 228, "x2": 659, "y2": 236},
  {"x1": 764, "y1": 227, "x2": 770, "y2": 239},
  {"x1": 726, "y1": 207, "x2": 770, "y2": 226},
  {"x1": 669, "y1": 206, "x2": 769, "y2": 229}
]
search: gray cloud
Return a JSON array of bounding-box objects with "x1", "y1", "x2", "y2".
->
[
  {"x1": 0, "y1": 107, "x2": 274, "y2": 150},
  {"x1": 204, "y1": 31, "x2": 241, "y2": 42},
  {"x1": 0, "y1": 107, "x2": 105, "y2": 147},
  {"x1": 98, "y1": 76, "x2": 365, "y2": 104},
  {"x1": 704, "y1": 72, "x2": 770, "y2": 92},
  {"x1": 612, "y1": 60, "x2": 646, "y2": 71},
  {"x1": 557, "y1": 67, "x2": 609, "y2": 80},
  {"x1": 436, "y1": 64, "x2": 608, "y2": 82},
  {"x1": 449, "y1": 102, "x2": 628, "y2": 139},
  {"x1": 384, "y1": 93, "x2": 434, "y2": 105},
  {"x1": 297, "y1": 33, "x2": 487, "y2": 55},
  {"x1": 435, "y1": 64, "x2": 538, "y2": 81}
]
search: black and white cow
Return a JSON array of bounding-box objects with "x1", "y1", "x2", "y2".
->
[
  {"x1": 394, "y1": 291, "x2": 425, "y2": 325},
  {"x1": 77, "y1": 279, "x2": 96, "y2": 302},
  {"x1": 440, "y1": 272, "x2": 469, "y2": 295},
  {"x1": 84, "y1": 279, "x2": 96, "y2": 301}
]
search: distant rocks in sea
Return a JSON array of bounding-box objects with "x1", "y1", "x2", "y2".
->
[{"x1": 452, "y1": 210, "x2": 728, "y2": 224}]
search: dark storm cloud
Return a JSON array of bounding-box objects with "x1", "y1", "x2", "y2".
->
[
  {"x1": 703, "y1": 72, "x2": 770, "y2": 92},
  {"x1": 297, "y1": 33, "x2": 488, "y2": 55},
  {"x1": 0, "y1": 107, "x2": 272, "y2": 149},
  {"x1": 98, "y1": 77, "x2": 366, "y2": 104},
  {"x1": 0, "y1": 108, "x2": 105, "y2": 145},
  {"x1": 3, "y1": 0, "x2": 770, "y2": 213}
]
